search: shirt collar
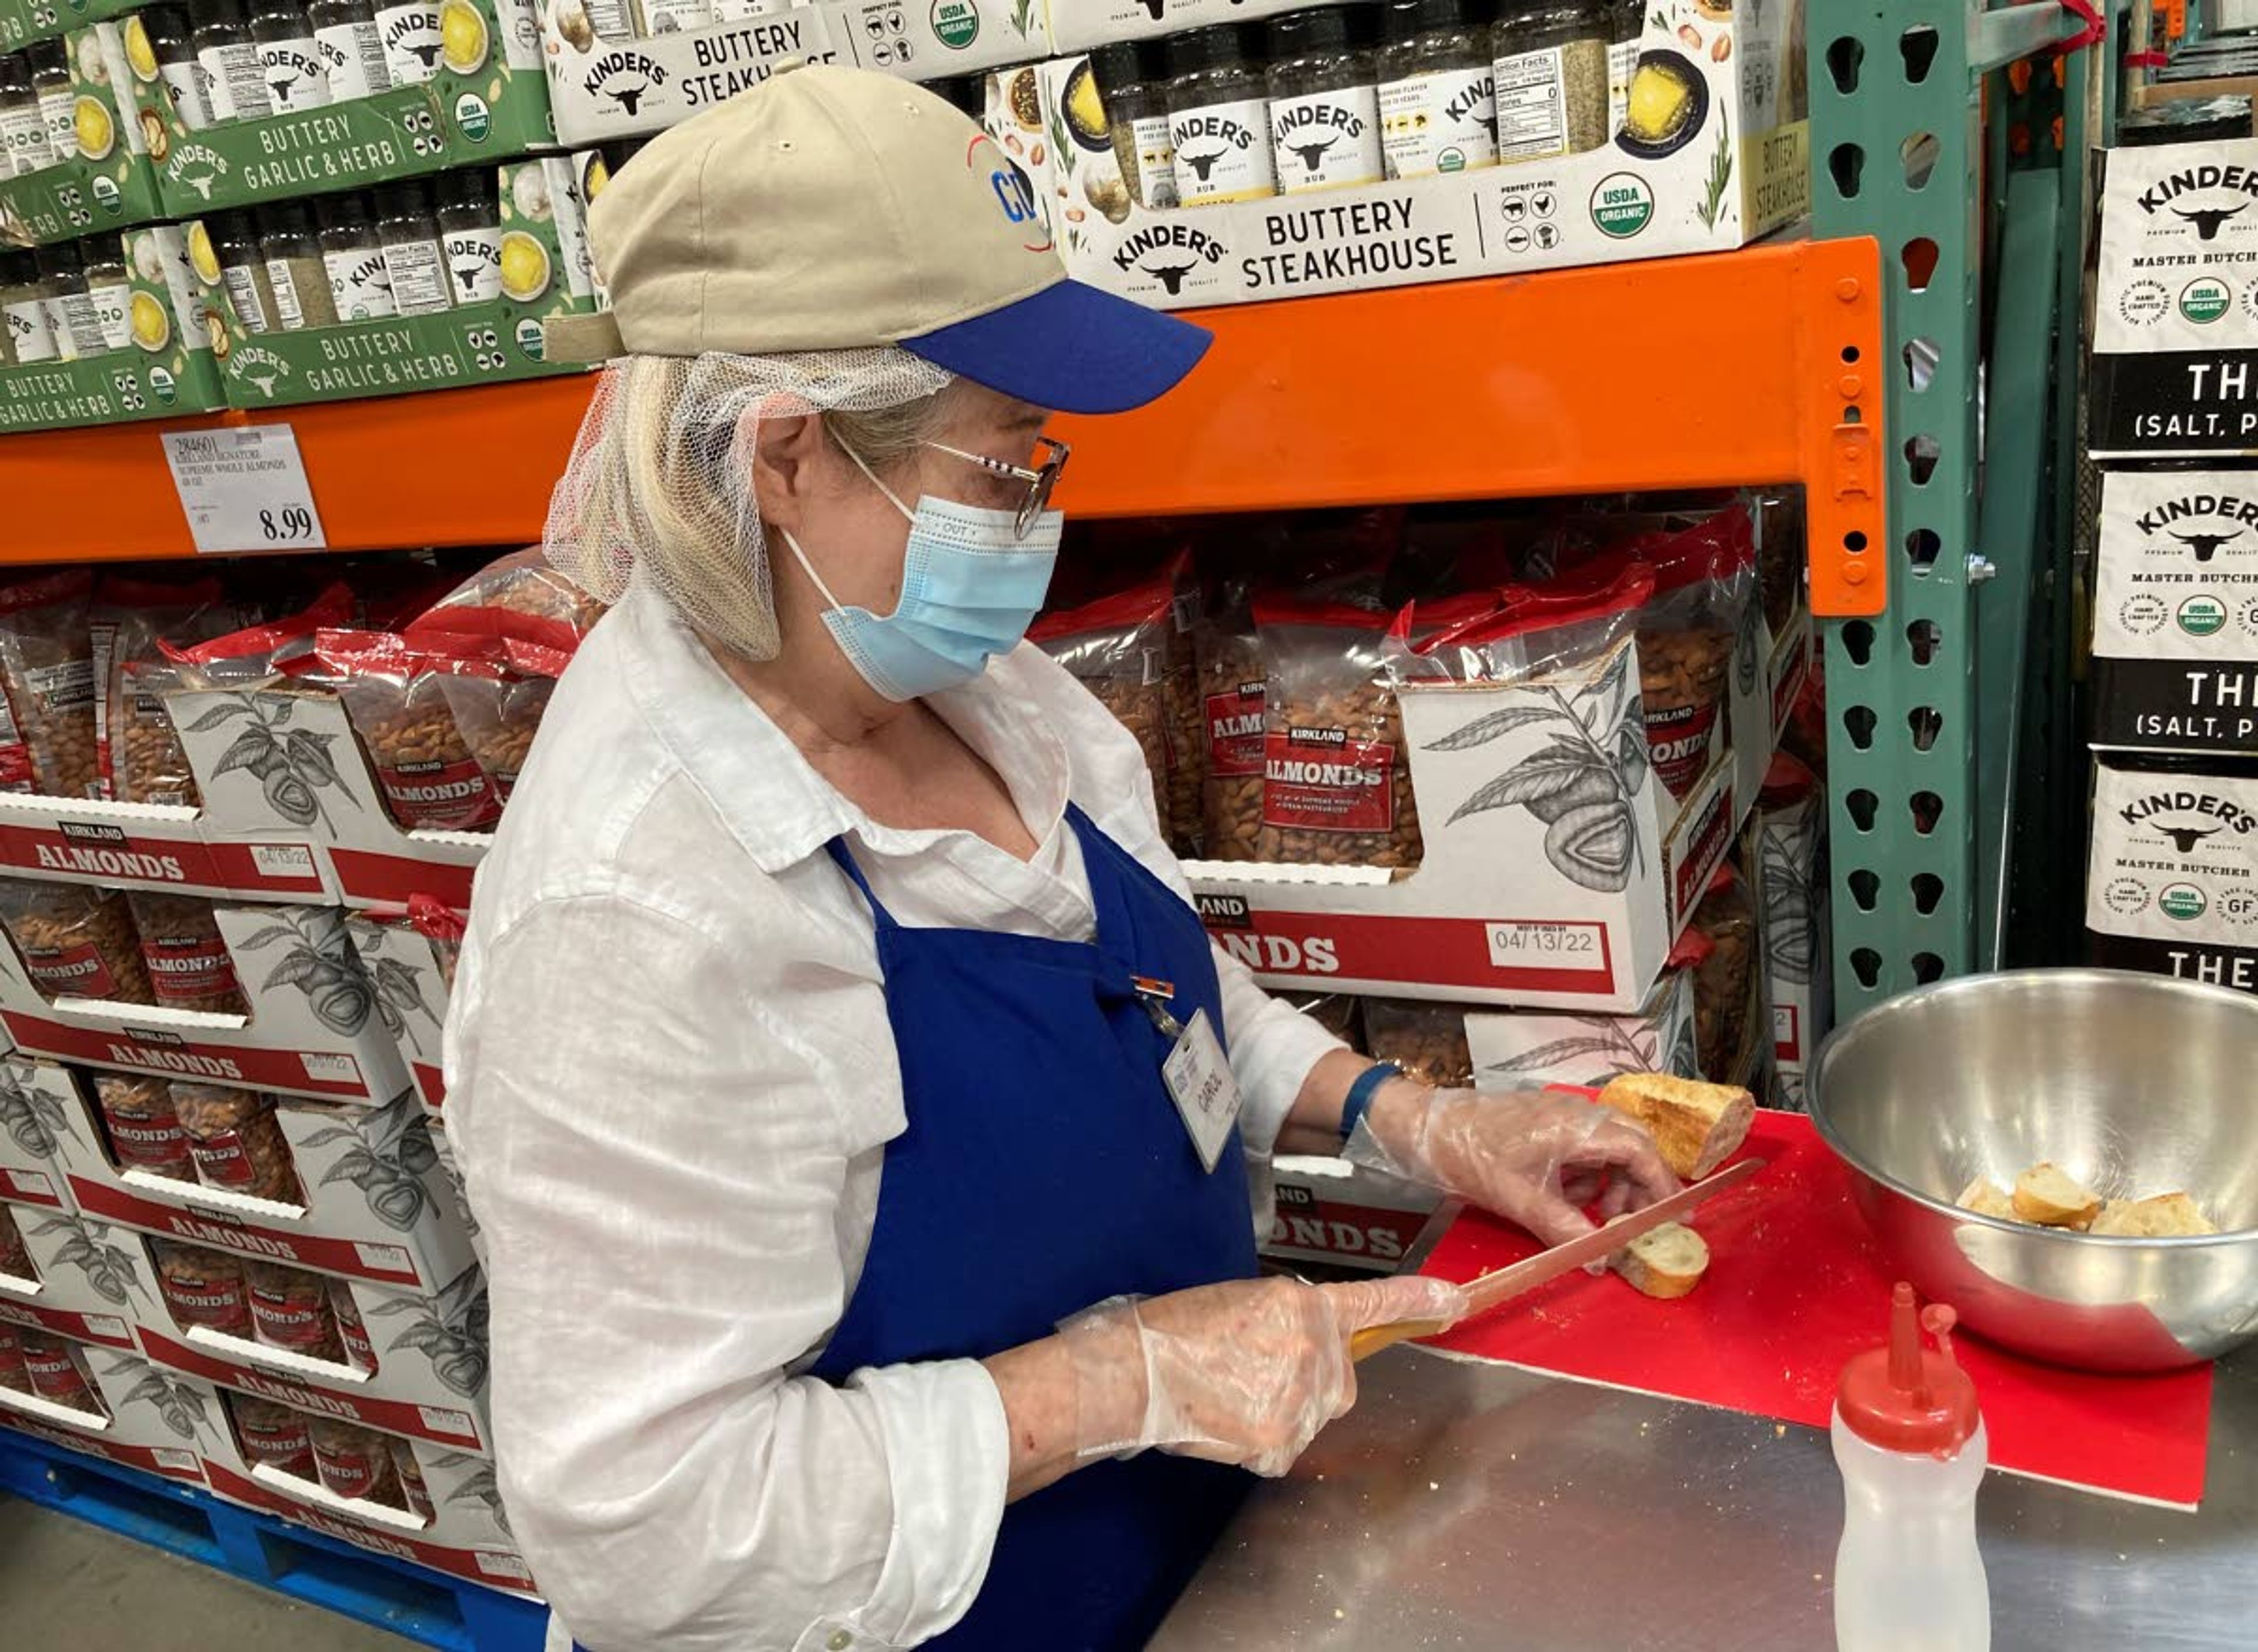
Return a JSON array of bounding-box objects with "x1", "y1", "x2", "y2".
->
[{"x1": 616, "y1": 579, "x2": 1073, "y2": 874}]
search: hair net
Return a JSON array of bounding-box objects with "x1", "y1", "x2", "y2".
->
[{"x1": 542, "y1": 349, "x2": 956, "y2": 660}]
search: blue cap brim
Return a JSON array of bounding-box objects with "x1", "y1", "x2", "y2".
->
[{"x1": 896, "y1": 277, "x2": 1212, "y2": 415}]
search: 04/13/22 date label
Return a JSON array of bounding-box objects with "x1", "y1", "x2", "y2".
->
[{"x1": 1484, "y1": 921, "x2": 1603, "y2": 965}]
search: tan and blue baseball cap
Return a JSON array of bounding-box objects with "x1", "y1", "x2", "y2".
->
[{"x1": 544, "y1": 62, "x2": 1211, "y2": 414}]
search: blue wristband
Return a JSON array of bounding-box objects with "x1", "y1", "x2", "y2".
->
[{"x1": 1340, "y1": 1062, "x2": 1401, "y2": 1143}]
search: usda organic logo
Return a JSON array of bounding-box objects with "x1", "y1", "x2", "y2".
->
[
  {"x1": 91, "y1": 175, "x2": 119, "y2": 213},
  {"x1": 931, "y1": 0, "x2": 978, "y2": 48},
  {"x1": 455, "y1": 93, "x2": 491, "y2": 143},
  {"x1": 2160, "y1": 883, "x2": 2208, "y2": 921},
  {"x1": 2180, "y1": 277, "x2": 2233, "y2": 324},
  {"x1": 2179, "y1": 594, "x2": 2229, "y2": 637},
  {"x1": 1591, "y1": 173, "x2": 1654, "y2": 239},
  {"x1": 515, "y1": 317, "x2": 544, "y2": 360}
]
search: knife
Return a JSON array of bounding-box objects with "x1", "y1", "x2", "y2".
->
[{"x1": 1348, "y1": 1155, "x2": 1765, "y2": 1361}]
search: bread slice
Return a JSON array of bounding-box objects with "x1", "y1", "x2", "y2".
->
[
  {"x1": 1612, "y1": 1220, "x2": 1709, "y2": 1299},
  {"x1": 1956, "y1": 1176, "x2": 2017, "y2": 1219},
  {"x1": 1595, "y1": 1074, "x2": 1755, "y2": 1179},
  {"x1": 2012, "y1": 1162, "x2": 2103, "y2": 1229},
  {"x1": 2089, "y1": 1190, "x2": 2218, "y2": 1238}
]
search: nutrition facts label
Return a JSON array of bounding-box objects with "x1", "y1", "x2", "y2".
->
[{"x1": 1495, "y1": 46, "x2": 1570, "y2": 162}]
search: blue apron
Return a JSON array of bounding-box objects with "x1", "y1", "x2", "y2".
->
[{"x1": 576, "y1": 804, "x2": 1257, "y2": 1652}]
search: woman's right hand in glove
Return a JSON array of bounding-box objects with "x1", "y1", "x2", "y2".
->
[{"x1": 1057, "y1": 1273, "x2": 1468, "y2": 1477}]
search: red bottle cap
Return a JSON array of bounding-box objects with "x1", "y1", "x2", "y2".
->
[{"x1": 1837, "y1": 1282, "x2": 1980, "y2": 1454}]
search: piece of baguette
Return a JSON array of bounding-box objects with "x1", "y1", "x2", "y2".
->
[
  {"x1": 1956, "y1": 1176, "x2": 2017, "y2": 1219},
  {"x1": 2089, "y1": 1190, "x2": 2218, "y2": 1238},
  {"x1": 1612, "y1": 1220, "x2": 1709, "y2": 1299},
  {"x1": 2012, "y1": 1162, "x2": 2103, "y2": 1229},
  {"x1": 1595, "y1": 1074, "x2": 1755, "y2": 1179}
]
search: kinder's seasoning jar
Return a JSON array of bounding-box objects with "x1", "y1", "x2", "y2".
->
[
  {"x1": 175, "y1": 1084, "x2": 300, "y2": 1203},
  {"x1": 0, "y1": 52, "x2": 47, "y2": 178},
  {"x1": 251, "y1": 0, "x2": 332, "y2": 111},
  {"x1": 309, "y1": 0, "x2": 392, "y2": 102},
  {"x1": 0, "y1": 1320, "x2": 31, "y2": 1392},
  {"x1": 246, "y1": 1258, "x2": 345, "y2": 1360},
  {"x1": 372, "y1": 0, "x2": 443, "y2": 88},
  {"x1": 208, "y1": 208, "x2": 280, "y2": 335},
  {"x1": 142, "y1": 4, "x2": 216, "y2": 129},
  {"x1": 21, "y1": 1328, "x2": 101, "y2": 1412},
  {"x1": 230, "y1": 1393, "x2": 318, "y2": 1476},
  {"x1": 0, "y1": 878, "x2": 156, "y2": 1005},
  {"x1": 310, "y1": 1416, "x2": 406, "y2": 1507},
  {"x1": 191, "y1": 0, "x2": 276, "y2": 122},
  {"x1": 0, "y1": 1200, "x2": 31, "y2": 1279},
  {"x1": 329, "y1": 1277, "x2": 378, "y2": 1371},
  {"x1": 320, "y1": 192, "x2": 399, "y2": 322},
  {"x1": 1091, "y1": 40, "x2": 1178, "y2": 210},
  {"x1": 435, "y1": 167, "x2": 503, "y2": 305},
  {"x1": 1166, "y1": 24, "x2": 1277, "y2": 206},
  {"x1": 258, "y1": 199, "x2": 341, "y2": 330},
  {"x1": 95, "y1": 1073, "x2": 197, "y2": 1181},
  {"x1": 1266, "y1": 7, "x2": 1385, "y2": 194},
  {"x1": 1492, "y1": 0, "x2": 1610, "y2": 163},
  {"x1": 153, "y1": 1238, "x2": 255, "y2": 1335},
  {"x1": 1379, "y1": 0, "x2": 1499, "y2": 179},
  {"x1": 375, "y1": 176, "x2": 453, "y2": 317},
  {"x1": 127, "y1": 892, "x2": 249, "y2": 1015}
]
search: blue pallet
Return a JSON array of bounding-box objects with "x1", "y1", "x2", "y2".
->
[{"x1": 0, "y1": 1430, "x2": 547, "y2": 1652}]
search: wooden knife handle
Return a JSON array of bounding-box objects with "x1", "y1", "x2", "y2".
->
[{"x1": 1350, "y1": 1318, "x2": 1454, "y2": 1362}]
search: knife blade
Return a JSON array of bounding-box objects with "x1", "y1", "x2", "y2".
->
[{"x1": 1349, "y1": 1155, "x2": 1765, "y2": 1362}]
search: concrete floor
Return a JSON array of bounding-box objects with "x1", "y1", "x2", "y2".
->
[{"x1": 0, "y1": 1496, "x2": 412, "y2": 1650}]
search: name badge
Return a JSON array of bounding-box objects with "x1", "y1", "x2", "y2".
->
[{"x1": 1161, "y1": 1008, "x2": 1242, "y2": 1173}]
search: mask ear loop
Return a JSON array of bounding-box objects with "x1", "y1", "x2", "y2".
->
[{"x1": 836, "y1": 436, "x2": 917, "y2": 523}]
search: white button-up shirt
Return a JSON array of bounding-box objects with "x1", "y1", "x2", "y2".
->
[{"x1": 444, "y1": 581, "x2": 1345, "y2": 1652}]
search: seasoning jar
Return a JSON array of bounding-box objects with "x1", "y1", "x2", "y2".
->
[
  {"x1": 0, "y1": 53, "x2": 47, "y2": 176},
  {"x1": 1166, "y1": 22, "x2": 1275, "y2": 207},
  {"x1": 192, "y1": 0, "x2": 275, "y2": 122},
  {"x1": 1266, "y1": 6, "x2": 1384, "y2": 194},
  {"x1": 25, "y1": 39, "x2": 74, "y2": 168},
  {"x1": 372, "y1": 0, "x2": 443, "y2": 88},
  {"x1": 1492, "y1": 0, "x2": 1609, "y2": 162},
  {"x1": 309, "y1": 0, "x2": 392, "y2": 102},
  {"x1": 259, "y1": 198, "x2": 339, "y2": 329},
  {"x1": 81, "y1": 233, "x2": 132, "y2": 354},
  {"x1": 435, "y1": 165, "x2": 501, "y2": 305},
  {"x1": 34, "y1": 243, "x2": 103, "y2": 362},
  {"x1": 1606, "y1": 0, "x2": 1640, "y2": 135},
  {"x1": 209, "y1": 207, "x2": 280, "y2": 332},
  {"x1": 375, "y1": 176, "x2": 450, "y2": 315},
  {"x1": 1091, "y1": 39, "x2": 1177, "y2": 210},
  {"x1": 1378, "y1": 0, "x2": 1499, "y2": 179},
  {"x1": 636, "y1": 0, "x2": 712, "y2": 33},
  {"x1": 320, "y1": 191, "x2": 397, "y2": 320},
  {"x1": 142, "y1": 4, "x2": 214, "y2": 128},
  {"x1": 251, "y1": 0, "x2": 332, "y2": 112}
]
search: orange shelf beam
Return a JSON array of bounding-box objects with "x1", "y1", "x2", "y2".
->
[{"x1": 0, "y1": 239, "x2": 1883, "y2": 614}]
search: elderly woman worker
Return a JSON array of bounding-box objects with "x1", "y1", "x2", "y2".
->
[{"x1": 446, "y1": 62, "x2": 1675, "y2": 1652}]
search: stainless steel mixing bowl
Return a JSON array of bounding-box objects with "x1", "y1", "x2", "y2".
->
[{"x1": 1809, "y1": 969, "x2": 2258, "y2": 1371}]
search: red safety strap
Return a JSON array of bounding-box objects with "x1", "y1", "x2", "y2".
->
[{"x1": 2056, "y1": 0, "x2": 2105, "y2": 51}]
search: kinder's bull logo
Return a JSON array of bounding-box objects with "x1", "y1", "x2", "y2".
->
[
  {"x1": 2175, "y1": 203, "x2": 2250, "y2": 240},
  {"x1": 168, "y1": 143, "x2": 228, "y2": 200},
  {"x1": 2138, "y1": 163, "x2": 2258, "y2": 222},
  {"x1": 384, "y1": 10, "x2": 444, "y2": 71},
  {"x1": 584, "y1": 49, "x2": 667, "y2": 115},
  {"x1": 1284, "y1": 135, "x2": 1335, "y2": 175},
  {"x1": 2132, "y1": 491, "x2": 2258, "y2": 560},
  {"x1": 1115, "y1": 222, "x2": 1227, "y2": 290},
  {"x1": 2120, "y1": 789, "x2": 2258, "y2": 848},
  {"x1": 231, "y1": 345, "x2": 292, "y2": 400},
  {"x1": 2174, "y1": 530, "x2": 2242, "y2": 562}
]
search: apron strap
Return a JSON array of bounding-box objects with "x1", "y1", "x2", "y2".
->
[{"x1": 823, "y1": 836, "x2": 900, "y2": 931}]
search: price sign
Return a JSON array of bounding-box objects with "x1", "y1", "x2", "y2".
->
[{"x1": 161, "y1": 424, "x2": 329, "y2": 554}]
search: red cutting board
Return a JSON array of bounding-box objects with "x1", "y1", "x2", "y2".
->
[{"x1": 1415, "y1": 1109, "x2": 2214, "y2": 1508}]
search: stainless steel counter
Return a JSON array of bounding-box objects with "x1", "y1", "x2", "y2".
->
[{"x1": 1151, "y1": 1347, "x2": 2255, "y2": 1650}]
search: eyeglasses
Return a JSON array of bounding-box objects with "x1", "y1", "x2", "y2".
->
[{"x1": 924, "y1": 436, "x2": 1071, "y2": 539}]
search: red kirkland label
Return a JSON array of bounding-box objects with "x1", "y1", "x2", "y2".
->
[
  {"x1": 329, "y1": 1283, "x2": 377, "y2": 1372},
  {"x1": 1645, "y1": 699, "x2": 1722, "y2": 798},
  {"x1": 393, "y1": 1441, "x2": 435, "y2": 1519},
  {"x1": 23, "y1": 1342, "x2": 92, "y2": 1407},
  {"x1": 103, "y1": 1111, "x2": 195, "y2": 1177},
  {"x1": 188, "y1": 1129, "x2": 258, "y2": 1190},
  {"x1": 1204, "y1": 686, "x2": 1267, "y2": 777},
  {"x1": 160, "y1": 1271, "x2": 253, "y2": 1336},
  {"x1": 144, "y1": 933, "x2": 241, "y2": 1007},
  {"x1": 375, "y1": 757, "x2": 498, "y2": 831},
  {"x1": 314, "y1": 1440, "x2": 392, "y2": 1503},
  {"x1": 0, "y1": 1325, "x2": 26, "y2": 1390},
  {"x1": 1261, "y1": 728, "x2": 1396, "y2": 833},
  {"x1": 248, "y1": 1283, "x2": 339, "y2": 1355},
  {"x1": 238, "y1": 1411, "x2": 316, "y2": 1476},
  {"x1": 24, "y1": 941, "x2": 119, "y2": 999}
]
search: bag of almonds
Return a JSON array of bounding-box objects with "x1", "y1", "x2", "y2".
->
[
  {"x1": 428, "y1": 636, "x2": 572, "y2": 808},
  {"x1": 0, "y1": 877, "x2": 153, "y2": 1004},
  {"x1": 1030, "y1": 578, "x2": 1178, "y2": 838},
  {"x1": 125, "y1": 891, "x2": 248, "y2": 1015},
  {"x1": 94, "y1": 1073, "x2": 196, "y2": 1181},
  {"x1": 19, "y1": 1327, "x2": 101, "y2": 1414},
  {"x1": 0, "y1": 1201, "x2": 31, "y2": 1279},
  {"x1": 309, "y1": 1416, "x2": 407, "y2": 1508},
  {"x1": 1688, "y1": 865, "x2": 1759, "y2": 1085},
  {"x1": 95, "y1": 573, "x2": 242, "y2": 805},
  {"x1": 1361, "y1": 997, "x2": 1475, "y2": 1089},
  {"x1": 1194, "y1": 584, "x2": 1267, "y2": 863},
  {"x1": 228, "y1": 1393, "x2": 318, "y2": 1477},
  {"x1": 1251, "y1": 598, "x2": 1422, "y2": 870},
  {"x1": 409, "y1": 893, "x2": 465, "y2": 992},
  {"x1": 246, "y1": 1258, "x2": 346, "y2": 1362},
  {"x1": 164, "y1": 583, "x2": 355, "y2": 691},
  {"x1": 329, "y1": 1278, "x2": 378, "y2": 1372},
  {"x1": 407, "y1": 544, "x2": 610, "y2": 651},
  {"x1": 0, "y1": 1321, "x2": 30, "y2": 1392},
  {"x1": 283, "y1": 631, "x2": 502, "y2": 832},
  {"x1": 173, "y1": 1084, "x2": 300, "y2": 1204},
  {"x1": 0, "y1": 571, "x2": 99, "y2": 798},
  {"x1": 152, "y1": 1239, "x2": 253, "y2": 1336}
]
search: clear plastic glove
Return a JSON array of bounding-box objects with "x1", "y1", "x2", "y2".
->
[
  {"x1": 1060, "y1": 1273, "x2": 1469, "y2": 1477},
  {"x1": 1345, "y1": 1082, "x2": 1680, "y2": 1248}
]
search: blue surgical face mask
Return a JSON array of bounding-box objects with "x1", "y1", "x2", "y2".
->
[{"x1": 779, "y1": 442, "x2": 1063, "y2": 703}]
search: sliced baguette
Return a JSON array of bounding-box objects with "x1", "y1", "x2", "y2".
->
[
  {"x1": 1612, "y1": 1220, "x2": 1709, "y2": 1299},
  {"x1": 1956, "y1": 1176, "x2": 2017, "y2": 1219},
  {"x1": 2089, "y1": 1190, "x2": 2218, "y2": 1238},
  {"x1": 1595, "y1": 1074, "x2": 1755, "y2": 1179},
  {"x1": 2012, "y1": 1162, "x2": 2103, "y2": 1229}
]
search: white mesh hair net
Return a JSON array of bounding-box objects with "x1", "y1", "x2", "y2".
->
[{"x1": 543, "y1": 349, "x2": 956, "y2": 660}]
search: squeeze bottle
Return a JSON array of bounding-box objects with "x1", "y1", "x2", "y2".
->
[{"x1": 1831, "y1": 1281, "x2": 1989, "y2": 1652}]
